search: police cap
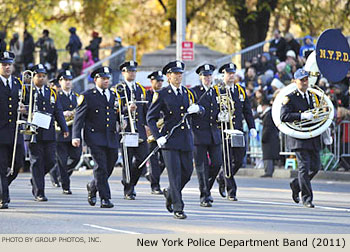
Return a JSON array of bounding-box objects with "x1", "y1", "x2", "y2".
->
[
  {"x1": 294, "y1": 68, "x2": 309, "y2": 80},
  {"x1": 196, "y1": 64, "x2": 215, "y2": 76},
  {"x1": 119, "y1": 61, "x2": 138, "y2": 71},
  {"x1": 218, "y1": 63, "x2": 237, "y2": 74},
  {"x1": 32, "y1": 64, "x2": 47, "y2": 74},
  {"x1": 91, "y1": 66, "x2": 112, "y2": 78},
  {"x1": 162, "y1": 60, "x2": 185, "y2": 75},
  {"x1": 0, "y1": 51, "x2": 15, "y2": 64},
  {"x1": 147, "y1": 70, "x2": 164, "y2": 81},
  {"x1": 57, "y1": 69, "x2": 73, "y2": 81}
]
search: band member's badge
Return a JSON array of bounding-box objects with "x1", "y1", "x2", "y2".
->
[
  {"x1": 282, "y1": 96, "x2": 290, "y2": 105},
  {"x1": 77, "y1": 95, "x2": 85, "y2": 106},
  {"x1": 152, "y1": 92, "x2": 159, "y2": 103}
]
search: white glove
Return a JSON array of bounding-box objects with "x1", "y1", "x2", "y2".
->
[
  {"x1": 218, "y1": 111, "x2": 229, "y2": 122},
  {"x1": 301, "y1": 112, "x2": 314, "y2": 120},
  {"x1": 187, "y1": 104, "x2": 200, "y2": 114},
  {"x1": 156, "y1": 136, "x2": 167, "y2": 148},
  {"x1": 250, "y1": 128, "x2": 257, "y2": 138}
]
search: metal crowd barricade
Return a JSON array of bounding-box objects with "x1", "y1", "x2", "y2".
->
[{"x1": 335, "y1": 120, "x2": 350, "y2": 171}]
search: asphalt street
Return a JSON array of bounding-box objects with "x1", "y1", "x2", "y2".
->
[{"x1": 1, "y1": 170, "x2": 349, "y2": 234}]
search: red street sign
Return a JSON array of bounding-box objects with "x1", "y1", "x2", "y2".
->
[{"x1": 182, "y1": 41, "x2": 194, "y2": 61}]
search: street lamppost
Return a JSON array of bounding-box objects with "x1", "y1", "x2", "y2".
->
[{"x1": 176, "y1": 0, "x2": 186, "y2": 60}]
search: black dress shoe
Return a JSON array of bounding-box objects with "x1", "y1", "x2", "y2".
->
[
  {"x1": 200, "y1": 201, "x2": 212, "y2": 207},
  {"x1": 290, "y1": 182, "x2": 300, "y2": 204},
  {"x1": 132, "y1": 189, "x2": 136, "y2": 197},
  {"x1": 124, "y1": 194, "x2": 135, "y2": 200},
  {"x1": 100, "y1": 199, "x2": 114, "y2": 208},
  {"x1": 216, "y1": 177, "x2": 226, "y2": 198},
  {"x1": 163, "y1": 189, "x2": 173, "y2": 213},
  {"x1": 174, "y1": 211, "x2": 187, "y2": 219},
  {"x1": 151, "y1": 188, "x2": 163, "y2": 195},
  {"x1": 303, "y1": 202, "x2": 315, "y2": 208},
  {"x1": 63, "y1": 189, "x2": 72, "y2": 195},
  {"x1": 35, "y1": 196, "x2": 48, "y2": 202},
  {"x1": 87, "y1": 183, "x2": 96, "y2": 206},
  {"x1": 207, "y1": 195, "x2": 214, "y2": 203},
  {"x1": 227, "y1": 196, "x2": 238, "y2": 201},
  {"x1": 0, "y1": 202, "x2": 9, "y2": 209}
]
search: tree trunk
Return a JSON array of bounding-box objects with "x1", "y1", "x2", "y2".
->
[{"x1": 169, "y1": 18, "x2": 176, "y2": 44}]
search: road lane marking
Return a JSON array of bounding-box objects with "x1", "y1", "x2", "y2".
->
[{"x1": 83, "y1": 224, "x2": 141, "y2": 234}]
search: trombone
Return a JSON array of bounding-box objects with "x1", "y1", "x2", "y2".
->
[
  {"x1": 216, "y1": 82, "x2": 235, "y2": 179},
  {"x1": 8, "y1": 70, "x2": 38, "y2": 176}
]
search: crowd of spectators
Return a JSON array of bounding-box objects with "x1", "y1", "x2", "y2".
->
[
  {"x1": 0, "y1": 28, "x2": 107, "y2": 80},
  {"x1": 237, "y1": 29, "x2": 350, "y2": 172}
]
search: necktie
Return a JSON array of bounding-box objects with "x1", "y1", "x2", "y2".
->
[
  {"x1": 207, "y1": 88, "x2": 212, "y2": 97},
  {"x1": 102, "y1": 89, "x2": 108, "y2": 102},
  {"x1": 304, "y1": 94, "x2": 309, "y2": 107},
  {"x1": 6, "y1": 79, "x2": 11, "y2": 93},
  {"x1": 69, "y1": 92, "x2": 72, "y2": 101},
  {"x1": 38, "y1": 88, "x2": 43, "y2": 97},
  {"x1": 176, "y1": 88, "x2": 181, "y2": 96}
]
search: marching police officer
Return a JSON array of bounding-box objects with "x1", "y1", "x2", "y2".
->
[
  {"x1": 145, "y1": 71, "x2": 166, "y2": 195},
  {"x1": 55, "y1": 70, "x2": 82, "y2": 194},
  {"x1": 116, "y1": 61, "x2": 149, "y2": 200},
  {"x1": 190, "y1": 64, "x2": 222, "y2": 207},
  {"x1": 281, "y1": 68, "x2": 321, "y2": 208},
  {"x1": 216, "y1": 63, "x2": 257, "y2": 201},
  {"x1": 0, "y1": 51, "x2": 26, "y2": 209},
  {"x1": 72, "y1": 66, "x2": 119, "y2": 208},
  {"x1": 29, "y1": 64, "x2": 69, "y2": 202},
  {"x1": 147, "y1": 60, "x2": 204, "y2": 219}
]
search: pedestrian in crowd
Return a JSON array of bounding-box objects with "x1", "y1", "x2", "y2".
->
[
  {"x1": 145, "y1": 70, "x2": 166, "y2": 195},
  {"x1": 22, "y1": 30, "x2": 35, "y2": 69},
  {"x1": 28, "y1": 64, "x2": 69, "y2": 202},
  {"x1": 0, "y1": 31, "x2": 6, "y2": 53},
  {"x1": 9, "y1": 33, "x2": 23, "y2": 76},
  {"x1": 147, "y1": 60, "x2": 203, "y2": 219},
  {"x1": 109, "y1": 36, "x2": 125, "y2": 85},
  {"x1": 0, "y1": 51, "x2": 26, "y2": 209},
  {"x1": 55, "y1": 70, "x2": 82, "y2": 195},
  {"x1": 269, "y1": 29, "x2": 287, "y2": 62},
  {"x1": 258, "y1": 97, "x2": 280, "y2": 177},
  {"x1": 35, "y1": 29, "x2": 57, "y2": 79},
  {"x1": 66, "y1": 27, "x2": 82, "y2": 60},
  {"x1": 85, "y1": 31, "x2": 102, "y2": 63},
  {"x1": 281, "y1": 68, "x2": 321, "y2": 208},
  {"x1": 299, "y1": 35, "x2": 315, "y2": 64},
  {"x1": 72, "y1": 66, "x2": 120, "y2": 208},
  {"x1": 256, "y1": 53, "x2": 275, "y2": 76},
  {"x1": 115, "y1": 61, "x2": 149, "y2": 200},
  {"x1": 285, "y1": 32, "x2": 301, "y2": 59},
  {"x1": 216, "y1": 63, "x2": 257, "y2": 201}
]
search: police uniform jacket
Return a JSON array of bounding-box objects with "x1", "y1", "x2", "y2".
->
[
  {"x1": 0, "y1": 77, "x2": 25, "y2": 145},
  {"x1": 117, "y1": 82, "x2": 148, "y2": 142},
  {"x1": 190, "y1": 85, "x2": 221, "y2": 145},
  {"x1": 56, "y1": 91, "x2": 78, "y2": 142},
  {"x1": 280, "y1": 90, "x2": 321, "y2": 151},
  {"x1": 33, "y1": 86, "x2": 68, "y2": 141},
  {"x1": 216, "y1": 83, "x2": 255, "y2": 131},
  {"x1": 72, "y1": 87, "x2": 120, "y2": 149},
  {"x1": 147, "y1": 85, "x2": 197, "y2": 151},
  {"x1": 261, "y1": 108, "x2": 280, "y2": 160}
]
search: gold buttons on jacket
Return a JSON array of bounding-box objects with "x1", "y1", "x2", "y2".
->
[
  {"x1": 8, "y1": 97, "x2": 12, "y2": 101},
  {"x1": 96, "y1": 109, "x2": 99, "y2": 113},
  {"x1": 181, "y1": 126, "x2": 185, "y2": 130},
  {"x1": 9, "y1": 104, "x2": 12, "y2": 108},
  {"x1": 106, "y1": 112, "x2": 109, "y2": 115},
  {"x1": 107, "y1": 118, "x2": 110, "y2": 121},
  {"x1": 180, "y1": 106, "x2": 184, "y2": 110},
  {"x1": 9, "y1": 119, "x2": 12, "y2": 122},
  {"x1": 180, "y1": 113, "x2": 184, "y2": 116},
  {"x1": 43, "y1": 107, "x2": 46, "y2": 111},
  {"x1": 91, "y1": 128, "x2": 95, "y2": 132},
  {"x1": 106, "y1": 106, "x2": 109, "y2": 109},
  {"x1": 9, "y1": 112, "x2": 12, "y2": 115},
  {"x1": 106, "y1": 124, "x2": 109, "y2": 127}
]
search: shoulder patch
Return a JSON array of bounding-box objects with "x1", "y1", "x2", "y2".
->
[
  {"x1": 282, "y1": 96, "x2": 290, "y2": 105},
  {"x1": 152, "y1": 92, "x2": 159, "y2": 103},
  {"x1": 77, "y1": 95, "x2": 85, "y2": 106}
]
